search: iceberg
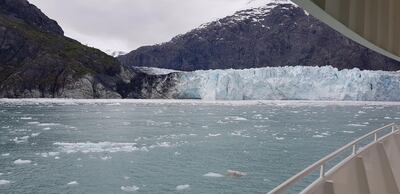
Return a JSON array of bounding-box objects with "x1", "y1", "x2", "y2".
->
[{"x1": 174, "y1": 66, "x2": 400, "y2": 101}]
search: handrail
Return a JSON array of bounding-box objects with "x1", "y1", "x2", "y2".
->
[{"x1": 268, "y1": 123, "x2": 398, "y2": 194}]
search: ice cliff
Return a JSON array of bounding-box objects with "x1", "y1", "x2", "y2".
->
[{"x1": 172, "y1": 66, "x2": 400, "y2": 101}]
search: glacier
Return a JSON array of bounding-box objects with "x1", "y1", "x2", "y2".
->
[{"x1": 173, "y1": 66, "x2": 400, "y2": 101}]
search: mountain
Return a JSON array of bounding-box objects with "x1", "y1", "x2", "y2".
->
[
  {"x1": 0, "y1": 0, "x2": 132, "y2": 98},
  {"x1": 118, "y1": 1, "x2": 400, "y2": 71}
]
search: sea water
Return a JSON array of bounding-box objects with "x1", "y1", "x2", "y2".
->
[{"x1": 0, "y1": 99, "x2": 399, "y2": 193}]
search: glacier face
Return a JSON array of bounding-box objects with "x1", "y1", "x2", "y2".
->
[{"x1": 173, "y1": 66, "x2": 400, "y2": 101}]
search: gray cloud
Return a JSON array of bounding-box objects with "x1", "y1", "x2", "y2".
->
[{"x1": 29, "y1": 0, "x2": 268, "y2": 53}]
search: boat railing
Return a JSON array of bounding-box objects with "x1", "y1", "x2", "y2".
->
[{"x1": 268, "y1": 123, "x2": 399, "y2": 194}]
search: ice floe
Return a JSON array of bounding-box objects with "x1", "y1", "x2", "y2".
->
[
  {"x1": 54, "y1": 142, "x2": 145, "y2": 154},
  {"x1": 203, "y1": 172, "x2": 224, "y2": 178},
  {"x1": 227, "y1": 170, "x2": 247, "y2": 177},
  {"x1": 67, "y1": 181, "x2": 79, "y2": 186},
  {"x1": 31, "y1": 133, "x2": 40, "y2": 137},
  {"x1": 0, "y1": 180, "x2": 11, "y2": 185},
  {"x1": 27, "y1": 122, "x2": 40, "y2": 125},
  {"x1": 11, "y1": 136, "x2": 30, "y2": 144},
  {"x1": 14, "y1": 159, "x2": 31, "y2": 165},
  {"x1": 121, "y1": 185, "x2": 139, "y2": 192},
  {"x1": 225, "y1": 116, "x2": 248, "y2": 121},
  {"x1": 176, "y1": 184, "x2": 190, "y2": 191},
  {"x1": 347, "y1": 123, "x2": 367, "y2": 127},
  {"x1": 38, "y1": 123, "x2": 60, "y2": 126},
  {"x1": 1, "y1": 153, "x2": 10, "y2": 157},
  {"x1": 100, "y1": 156, "x2": 112, "y2": 160},
  {"x1": 207, "y1": 133, "x2": 221, "y2": 137}
]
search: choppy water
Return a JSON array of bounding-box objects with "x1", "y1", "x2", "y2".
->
[{"x1": 0, "y1": 100, "x2": 399, "y2": 194}]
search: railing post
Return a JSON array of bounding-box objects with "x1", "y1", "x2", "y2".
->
[
  {"x1": 374, "y1": 132, "x2": 378, "y2": 141},
  {"x1": 320, "y1": 164, "x2": 326, "y2": 178},
  {"x1": 352, "y1": 144, "x2": 357, "y2": 155}
]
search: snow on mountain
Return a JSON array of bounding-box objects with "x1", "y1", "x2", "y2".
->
[
  {"x1": 172, "y1": 66, "x2": 400, "y2": 101},
  {"x1": 104, "y1": 50, "x2": 127, "y2": 57},
  {"x1": 197, "y1": 0, "x2": 296, "y2": 30},
  {"x1": 244, "y1": 0, "x2": 296, "y2": 9}
]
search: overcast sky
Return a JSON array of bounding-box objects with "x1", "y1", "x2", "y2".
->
[{"x1": 29, "y1": 0, "x2": 271, "y2": 53}]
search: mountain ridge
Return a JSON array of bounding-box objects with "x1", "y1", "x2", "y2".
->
[{"x1": 118, "y1": 2, "x2": 400, "y2": 71}]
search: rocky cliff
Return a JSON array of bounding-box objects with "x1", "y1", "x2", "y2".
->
[
  {"x1": 119, "y1": 2, "x2": 400, "y2": 71},
  {"x1": 0, "y1": 0, "x2": 128, "y2": 98}
]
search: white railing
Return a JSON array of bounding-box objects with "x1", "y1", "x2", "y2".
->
[{"x1": 268, "y1": 123, "x2": 399, "y2": 194}]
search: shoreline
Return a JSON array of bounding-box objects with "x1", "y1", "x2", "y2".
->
[{"x1": 1, "y1": 98, "x2": 400, "y2": 106}]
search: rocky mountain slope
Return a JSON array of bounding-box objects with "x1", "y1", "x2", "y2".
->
[
  {"x1": 0, "y1": 0, "x2": 132, "y2": 98},
  {"x1": 118, "y1": 1, "x2": 400, "y2": 71}
]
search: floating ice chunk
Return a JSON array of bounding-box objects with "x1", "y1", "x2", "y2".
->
[
  {"x1": 176, "y1": 184, "x2": 190, "y2": 191},
  {"x1": 208, "y1": 133, "x2": 221, "y2": 137},
  {"x1": 38, "y1": 123, "x2": 60, "y2": 126},
  {"x1": 14, "y1": 159, "x2": 31, "y2": 165},
  {"x1": 1, "y1": 153, "x2": 10, "y2": 157},
  {"x1": 342, "y1": 131, "x2": 355, "y2": 134},
  {"x1": 31, "y1": 133, "x2": 41, "y2": 137},
  {"x1": 347, "y1": 124, "x2": 366, "y2": 127},
  {"x1": 275, "y1": 137, "x2": 285, "y2": 140},
  {"x1": 67, "y1": 181, "x2": 79, "y2": 185},
  {"x1": 54, "y1": 142, "x2": 144, "y2": 153},
  {"x1": 123, "y1": 176, "x2": 130, "y2": 180},
  {"x1": 42, "y1": 127, "x2": 51, "y2": 131},
  {"x1": 20, "y1": 117, "x2": 32, "y2": 120},
  {"x1": 0, "y1": 180, "x2": 11, "y2": 185},
  {"x1": 12, "y1": 136, "x2": 29, "y2": 144},
  {"x1": 384, "y1": 117, "x2": 392, "y2": 119},
  {"x1": 312, "y1": 134, "x2": 325, "y2": 138},
  {"x1": 100, "y1": 156, "x2": 112, "y2": 160},
  {"x1": 27, "y1": 122, "x2": 40, "y2": 125},
  {"x1": 357, "y1": 111, "x2": 366, "y2": 114},
  {"x1": 321, "y1": 132, "x2": 330, "y2": 136},
  {"x1": 149, "y1": 142, "x2": 173, "y2": 148},
  {"x1": 121, "y1": 185, "x2": 139, "y2": 192},
  {"x1": 203, "y1": 172, "x2": 224, "y2": 178},
  {"x1": 225, "y1": 116, "x2": 247, "y2": 121},
  {"x1": 227, "y1": 170, "x2": 247, "y2": 177},
  {"x1": 106, "y1": 103, "x2": 121, "y2": 106}
]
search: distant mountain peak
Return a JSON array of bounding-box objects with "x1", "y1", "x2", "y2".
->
[{"x1": 245, "y1": 0, "x2": 295, "y2": 8}]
